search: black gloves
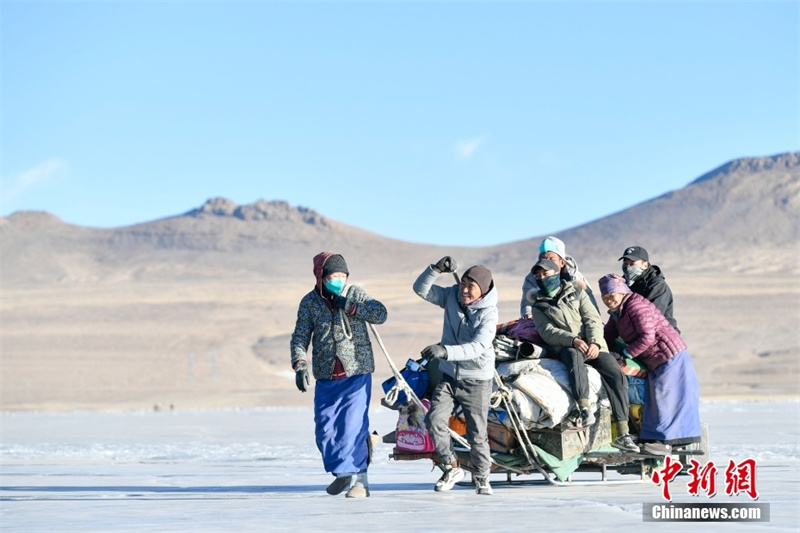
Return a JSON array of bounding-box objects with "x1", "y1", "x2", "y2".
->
[
  {"x1": 433, "y1": 256, "x2": 457, "y2": 274},
  {"x1": 333, "y1": 295, "x2": 356, "y2": 315},
  {"x1": 295, "y1": 363, "x2": 310, "y2": 392},
  {"x1": 421, "y1": 344, "x2": 447, "y2": 361}
]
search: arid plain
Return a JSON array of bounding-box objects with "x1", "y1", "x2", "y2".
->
[{"x1": 2, "y1": 153, "x2": 798, "y2": 411}]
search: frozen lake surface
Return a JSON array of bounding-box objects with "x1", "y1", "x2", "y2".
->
[{"x1": 1, "y1": 401, "x2": 798, "y2": 532}]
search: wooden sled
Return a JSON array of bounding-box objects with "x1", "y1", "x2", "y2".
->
[
  {"x1": 388, "y1": 422, "x2": 710, "y2": 487},
  {"x1": 370, "y1": 321, "x2": 710, "y2": 487}
]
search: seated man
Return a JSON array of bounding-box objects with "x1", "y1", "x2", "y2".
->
[
  {"x1": 520, "y1": 236, "x2": 597, "y2": 318},
  {"x1": 619, "y1": 246, "x2": 679, "y2": 332},
  {"x1": 527, "y1": 258, "x2": 638, "y2": 453}
]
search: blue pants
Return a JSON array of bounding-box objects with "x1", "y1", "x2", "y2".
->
[
  {"x1": 314, "y1": 373, "x2": 372, "y2": 476},
  {"x1": 641, "y1": 350, "x2": 702, "y2": 446}
]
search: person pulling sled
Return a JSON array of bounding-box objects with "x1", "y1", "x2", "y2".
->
[{"x1": 413, "y1": 256, "x2": 498, "y2": 495}]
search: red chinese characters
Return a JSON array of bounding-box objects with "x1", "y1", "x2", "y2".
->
[
  {"x1": 652, "y1": 458, "x2": 760, "y2": 501},
  {"x1": 724, "y1": 458, "x2": 759, "y2": 500},
  {"x1": 651, "y1": 456, "x2": 684, "y2": 501},
  {"x1": 687, "y1": 458, "x2": 717, "y2": 497}
]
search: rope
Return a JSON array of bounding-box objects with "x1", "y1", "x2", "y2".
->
[
  {"x1": 492, "y1": 368, "x2": 560, "y2": 481},
  {"x1": 369, "y1": 307, "x2": 530, "y2": 475},
  {"x1": 339, "y1": 309, "x2": 353, "y2": 340},
  {"x1": 339, "y1": 285, "x2": 354, "y2": 340},
  {"x1": 368, "y1": 323, "x2": 484, "y2": 455}
]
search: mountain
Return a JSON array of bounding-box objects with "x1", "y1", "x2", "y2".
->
[
  {"x1": 1, "y1": 152, "x2": 798, "y2": 411},
  {"x1": 487, "y1": 152, "x2": 799, "y2": 275},
  {"x1": 2, "y1": 152, "x2": 797, "y2": 287},
  {"x1": 0, "y1": 198, "x2": 460, "y2": 285}
]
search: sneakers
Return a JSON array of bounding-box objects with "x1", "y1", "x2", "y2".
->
[
  {"x1": 434, "y1": 465, "x2": 466, "y2": 492},
  {"x1": 580, "y1": 408, "x2": 596, "y2": 428},
  {"x1": 326, "y1": 475, "x2": 352, "y2": 495},
  {"x1": 642, "y1": 441, "x2": 672, "y2": 456},
  {"x1": 612, "y1": 434, "x2": 641, "y2": 453},
  {"x1": 475, "y1": 476, "x2": 493, "y2": 496}
]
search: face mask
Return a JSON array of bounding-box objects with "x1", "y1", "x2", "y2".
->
[
  {"x1": 622, "y1": 264, "x2": 644, "y2": 284},
  {"x1": 324, "y1": 277, "x2": 346, "y2": 295},
  {"x1": 535, "y1": 274, "x2": 561, "y2": 298}
]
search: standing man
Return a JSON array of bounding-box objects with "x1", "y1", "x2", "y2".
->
[
  {"x1": 619, "y1": 246, "x2": 679, "y2": 332},
  {"x1": 290, "y1": 252, "x2": 388, "y2": 499},
  {"x1": 413, "y1": 256, "x2": 498, "y2": 496}
]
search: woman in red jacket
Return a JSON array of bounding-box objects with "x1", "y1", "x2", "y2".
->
[{"x1": 598, "y1": 274, "x2": 701, "y2": 456}]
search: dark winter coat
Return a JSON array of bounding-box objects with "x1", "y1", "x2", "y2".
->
[
  {"x1": 603, "y1": 292, "x2": 686, "y2": 372},
  {"x1": 529, "y1": 281, "x2": 608, "y2": 351},
  {"x1": 520, "y1": 254, "x2": 598, "y2": 316},
  {"x1": 628, "y1": 264, "x2": 679, "y2": 332},
  {"x1": 290, "y1": 284, "x2": 388, "y2": 380}
]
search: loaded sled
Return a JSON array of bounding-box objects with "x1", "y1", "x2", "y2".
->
[{"x1": 372, "y1": 320, "x2": 710, "y2": 487}]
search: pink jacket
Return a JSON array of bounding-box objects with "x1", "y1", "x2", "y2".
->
[{"x1": 603, "y1": 293, "x2": 686, "y2": 372}]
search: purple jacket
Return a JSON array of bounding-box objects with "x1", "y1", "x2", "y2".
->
[{"x1": 603, "y1": 293, "x2": 686, "y2": 372}]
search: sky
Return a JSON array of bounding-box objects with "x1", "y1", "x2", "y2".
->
[{"x1": 1, "y1": 1, "x2": 798, "y2": 247}]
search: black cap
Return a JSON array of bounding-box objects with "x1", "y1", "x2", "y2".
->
[
  {"x1": 532, "y1": 258, "x2": 560, "y2": 274},
  {"x1": 618, "y1": 245, "x2": 649, "y2": 262}
]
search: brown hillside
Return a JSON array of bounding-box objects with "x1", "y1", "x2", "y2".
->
[
  {"x1": 1, "y1": 152, "x2": 798, "y2": 411},
  {"x1": 488, "y1": 152, "x2": 799, "y2": 276}
]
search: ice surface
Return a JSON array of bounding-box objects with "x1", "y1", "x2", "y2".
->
[{"x1": 1, "y1": 401, "x2": 798, "y2": 532}]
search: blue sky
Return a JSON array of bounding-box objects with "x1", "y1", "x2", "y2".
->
[{"x1": 2, "y1": 1, "x2": 798, "y2": 246}]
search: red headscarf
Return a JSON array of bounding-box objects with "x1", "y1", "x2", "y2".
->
[{"x1": 312, "y1": 252, "x2": 336, "y2": 293}]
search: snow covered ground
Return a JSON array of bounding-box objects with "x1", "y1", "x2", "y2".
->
[{"x1": 1, "y1": 401, "x2": 798, "y2": 532}]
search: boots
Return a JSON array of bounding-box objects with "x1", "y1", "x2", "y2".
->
[
  {"x1": 345, "y1": 472, "x2": 370, "y2": 499},
  {"x1": 326, "y1": 475, "x2": 352, "y2": 495}
]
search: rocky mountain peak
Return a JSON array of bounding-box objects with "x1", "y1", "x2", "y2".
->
[
  {"x1": 185, "y1": 197, "x2": 328, "y2": 226},
  {"x1": 691, "y1": 152, "x2": 799, "y2": 184},
  {"x1": 1, "y1": 210, "x2": 65, "y2": 230}
]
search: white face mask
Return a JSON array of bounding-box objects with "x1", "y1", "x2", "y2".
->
[{"x1": 622, "y1": 264, "x2": 644, "y2": 284}]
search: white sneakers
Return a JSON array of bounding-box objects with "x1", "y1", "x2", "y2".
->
[
  {"x1": 434, "y1": 466, "x2": 492, "y2": 495},
  {"x1": 434, "y1": 465, "x2": 466, "y2": 492},
  {"x1": 474, "y1": 476, "x2": 493, "y2": 496}
]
